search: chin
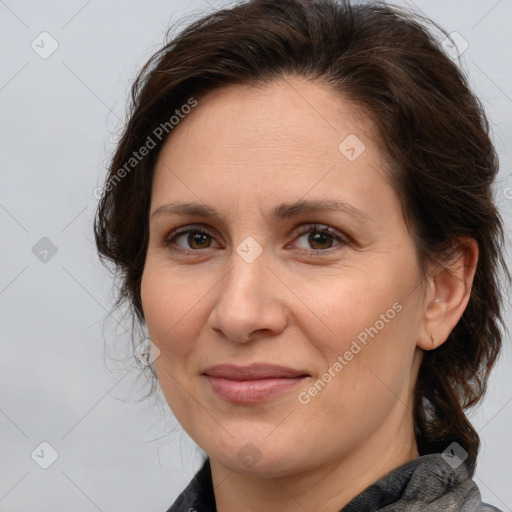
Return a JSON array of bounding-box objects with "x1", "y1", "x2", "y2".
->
[{"x1": 199, "y1": 430, "x2": 307, "y2": 477}]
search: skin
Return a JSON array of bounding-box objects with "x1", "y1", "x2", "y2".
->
[{"x1": 140, "y1": 76, "x2": 478, "y2": 512}]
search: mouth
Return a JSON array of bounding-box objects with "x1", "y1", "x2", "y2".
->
[{"x1": 202, "y1": 363, "x2": 310, "y2": 404}]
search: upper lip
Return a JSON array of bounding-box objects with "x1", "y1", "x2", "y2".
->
[{"x1": 203, "y1": 363, "x2": 309, "y2": 380}]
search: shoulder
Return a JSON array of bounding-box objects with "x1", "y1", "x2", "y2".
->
[
  {"x1": 398, "y1": 454, "x2": 504, "y2": 512},
  {"x1": 343, "y1": 453, "x2": 504, "y2": 512},
  {"x1": 164, "y1": 458, "x2": 216, "y2": 512},
  {"x1": 476, "y1": 503, "x2": 503, "y2": 512}
]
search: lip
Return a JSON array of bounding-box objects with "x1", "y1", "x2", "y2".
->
[{"x1": 203, "y1": 364, "x2": 309, "y2": 403}]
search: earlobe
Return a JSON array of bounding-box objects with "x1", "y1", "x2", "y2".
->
[{"x1": 418, "y1": 238, "x2": 479, "y2": 351}]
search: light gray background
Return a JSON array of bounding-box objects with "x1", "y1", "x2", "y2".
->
[{"x1": 1, "y1": 1, "x2": 511, "y2": 511}]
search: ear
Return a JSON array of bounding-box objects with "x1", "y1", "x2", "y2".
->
[{"x1": 417, "y1": 238, "x2": 479, "y2": 351}]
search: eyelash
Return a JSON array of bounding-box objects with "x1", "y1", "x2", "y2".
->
[{"x1": 162, "y1": 223, "x2": 349, "y2": 257}]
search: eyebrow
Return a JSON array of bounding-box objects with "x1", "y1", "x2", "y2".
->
[{"x1": 151, "y1": 199, "x2": 369, "y2": 223}]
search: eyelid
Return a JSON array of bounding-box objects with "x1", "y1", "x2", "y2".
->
[
  {"x1": 162, "y1": 224, "x2": 222, "y2": 250},
  {"x1": 162, "y1": 222, "x2": 349, "y2": 254},
  {"x1": 289, "y1": 223, "x2": 349, "y2": 253}
]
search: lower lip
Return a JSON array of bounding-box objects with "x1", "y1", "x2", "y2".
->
[{"x1": 205, "y1": 376, "x2": 307, "y2": 403}]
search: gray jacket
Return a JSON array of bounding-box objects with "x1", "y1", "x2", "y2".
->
[{"x1": 166, "y1": 453, "x2": 502, "y2": 511}]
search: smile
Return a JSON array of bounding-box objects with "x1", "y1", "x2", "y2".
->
[{"x1": 202, "y1": 364, "x2": 310, "y2": 404}]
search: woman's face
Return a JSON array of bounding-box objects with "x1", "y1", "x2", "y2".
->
[{"x1": 141, "y1": 77, "x2": 428, "y2": 476}]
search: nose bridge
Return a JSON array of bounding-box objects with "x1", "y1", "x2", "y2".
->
[
  {"x1": 208, "y1": 240, "x2": 287, "y2": 342},
  {"x1": 220, "y1": 217, "x2": 268, "y2": 297},
  {"x1": 221, "y1": 242, "x2": 268, "y2": 308}
]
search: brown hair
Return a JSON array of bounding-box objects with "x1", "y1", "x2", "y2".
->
[{"x1": 94, "y1": 0, "x2": 509, "y2": 475}]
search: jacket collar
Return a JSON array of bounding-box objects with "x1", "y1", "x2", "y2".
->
[{"x1": 166, "y1": 453, "x2": 497, "y2": 512}]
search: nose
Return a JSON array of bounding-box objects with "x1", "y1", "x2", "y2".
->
[{"x1": 207, "y1": 248, "x2": 288, "y2": 343}]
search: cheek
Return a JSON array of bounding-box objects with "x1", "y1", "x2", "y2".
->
[
  {"x1": 284, "y1": 265, "x2": 406, "y2": 356},
  {"x1": 292, "y1": 265, "x2": 420, "y2": 402},
  {"x1": 140, "y1": 264, "x2": 210, "y2": 422},
  {"x1": 306, "y1": 289, "x2": 419, "y2": 410},
  {"x1": 140, "y1": 263, "x2": 209, "y2": 362}
]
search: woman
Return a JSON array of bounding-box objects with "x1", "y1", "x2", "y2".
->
[{"x1": 94, "y1": 0, "x2": 509, "y2": 510}]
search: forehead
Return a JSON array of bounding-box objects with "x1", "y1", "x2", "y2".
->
[
  {"x1": 151, "y1": 77, "x2": 391, "y2": 216},
  {"x1": 162, "y1": 77, "x2": 375, "y2": 154}
]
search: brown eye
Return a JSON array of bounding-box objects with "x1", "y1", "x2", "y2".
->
[
  {"x1": 164, "y1": 226, "x2": 219, "y2": 253},
  {"x1": 293, "y1": 224, "x2": 347, "y2": 253},
  {"x1": 308, "y1": 231, "x2": 335, "y2": 250},
  {"x1": 186, "y1": 231, "x2": 212, "y2": 249}
]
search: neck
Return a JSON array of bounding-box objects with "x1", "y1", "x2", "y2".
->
[{"x1": 211, "y1": 411, "x2": 420, "y2": 512}]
